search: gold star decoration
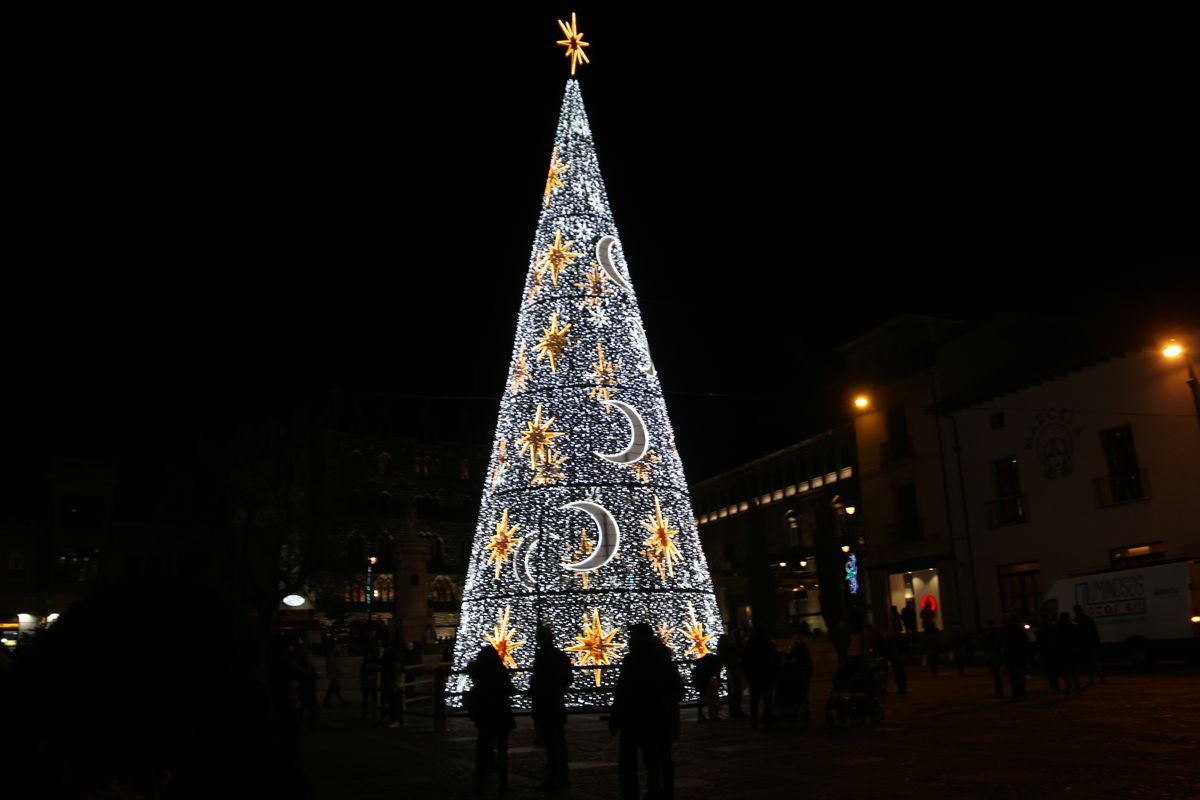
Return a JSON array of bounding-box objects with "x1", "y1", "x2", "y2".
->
[
  {"x1": 565, "y1": 608, "x2": 623, "y2": 686},
  {"x1": 641, "y1": 495, "x2": 683, "y2": 580},
  {"x1": 574, "y1": 262, "x2": 610, "y2": 309},
  {"x1": 530, "y1": 446, "x2": 568, "y2": 486},
  {"x1": 569, "y1": 528, "x2": 595, "y2": 589},
  {"x1": 485, "y1": 508, "x2": 522, "y2": 580},
  {"x1": 657, "y1": 622, "x2": 678, "y2": 651},
  {"x1": 627, "y1": 450, "x2": 660, "y2": 484},
  {"x1": 491, "y1": 436, "x2": 509, "y2": 486},
  {"x1": 534, "y1": 311, "x2": 573, "y2": 372},
  {"x1": 556, "y1": 12, "x2": 590, "y2": 76},
  {"x1": 510, "y1": 342, "x2": 530, "y2": 395},
  {"x1": 588, "y1": 343, "x2": 620, "y2": 407},
  {"x1": 682, "y1": 602, "x2": 715, "y2": 659},
  {"x1": 537, "y1": 230, "x2": 581, "y2": 285},
  {"x1": 527, "y1": 264, "x2": 548, "y2": 305},
  {"x1": 544, "y1": 148, "x2": 569, "y2": 207},
  {"x1": 517, "y1": 403, "x2": 564, "y2": 468},
  {"x1": 484, "y1": 605, "x2": 525, "y2": 669}
]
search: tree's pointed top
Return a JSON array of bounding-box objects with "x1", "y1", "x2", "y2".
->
[{"x1": 556, "y1": 12, "x2": 590, "y2": 76}]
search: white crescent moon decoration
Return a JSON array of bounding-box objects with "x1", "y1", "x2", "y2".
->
[
  {"x1": 561, "y1": 501, "x2": 620, "y2": 572},
  {"x1": 517, "y1": 532, "x2": 540, "y2": 589},
  {"x1": 595, "y1": 235, "x2": 632, "y2": 292},
  {"x1": 594, "y1": 400, "x2": 650, "y2": 465}
]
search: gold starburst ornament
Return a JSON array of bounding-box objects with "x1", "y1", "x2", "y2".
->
[
  {"x1": 565, "y1": 608, "x2": 624, "y2": 686},
  {"x1": 484, "y1": 605, "x2": 525, "y2": 669},
  {"x1": 682, "y1": 602, "x2": 715, "y2": 658},
  {"x1": 544, "y1": 148, "x2": 569, "y2": 207},
  {"x1": 485, "y1": 508, "x2": 522, "y2": 580},
  {"x1": 517, "y1": 403, "x2": 564, "y2": 468},
  {"x1": 641, "y1": 495, "x2": 683, "y2": 580},
  {"x1": 537, "y1": 229, "x2": 581, "y2": 285},
  {"x1": 534, "y1": 311, "x2": 573, "y2": 372}
]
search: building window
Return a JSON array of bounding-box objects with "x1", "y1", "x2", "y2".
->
[
  {"x1": 57, "y1": 496, "x2": 106, "y2": 527},
  {"x1": 887, "y1": 483, "x2": 923, "y2": 543},
  {"x1": 882, "y1": 406, "x2": 911, "y2": 460},
  {"x1": 988, "y1": 457, "x2": 1027, "y2": 526},
  {"x1": 997, "y1": 561, "x2": 1040, "y2": 619},
  {"x1": 56, "y1": 548, "x2": 100, "y2": 583},
  {"x1": 1096, "y1": 424, "x2": 1147, "y2": 505},
  {"x1": 1110, "y1": 541, "x2": 1165, "y2": 568},
  {"x1": 7, "y1": 553, "x2": 24, "y2": 572}
]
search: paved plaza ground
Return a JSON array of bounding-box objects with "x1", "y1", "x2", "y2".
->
[{"x1": 297, "y1": 659, "x2": 1200, "y2": 800}]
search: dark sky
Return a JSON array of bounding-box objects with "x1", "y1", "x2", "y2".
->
[{"x1": 9, "y1": 4, "x2": 1198, "y2": 481}]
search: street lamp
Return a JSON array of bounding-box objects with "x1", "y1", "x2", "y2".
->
[
  {"x1": 366, "y1": 555, "x2": 378, "y2": 622},
  {"x1": 1162, "y1": 338, "x2": 1200, "y2": 429}
]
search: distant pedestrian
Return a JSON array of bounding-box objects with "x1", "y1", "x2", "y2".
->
[
  {"x1": 380, "y1": 643, "x2": 400, "y2": 727},
  {"x1": 919, "y1": 596, "x2": 937, "y2": 631},
  {"x1": 1073, "y1": 604, "x2": 1105, "y2": 687},
  {"x1": 529, "y1": 625, "x2": 573, "y2": 793},
  {"x1": 1056, "y1": 612, "x2": 1082, "y2": 696},
  {"x1": 775, "y1": 634, "x2": 814, "y2": 726},
  {"x1": 982, "y1": 619, "x2": 1005, "y2": 697},
  {"x1": 609, "y1": 623, "x2": 684, "y2": 800},
  {"x1": 900, "y1": 602, "x2": 917, "y2": 635},
  {"x1": 322, "y1": 642, "x2": 350, "y2": 707},
  {"x1": 1004, "y1": 615, "x2": 1030, "y2": 701},
  {"x1": 293, "y1": 641, "x2": 320, "y2": 729},
  {"x1": 741, "y1": 628, "x2": 780, "y2": 730},
  {"x1": 467, "y1": 644, "x2": 516, "y2": 795},
  {"x1": 716, "y1": 631, "x2": 745, "y2": 719},
  {"x1": 949, "y1": 620, "x2": 968, "y2": 676},
  {"x1": 690, "y1": 652, "x2": 722, "y2": 721},
  {"x1": 923, "y1": 622, "x2": 942, "y2": 678},
  {"x1": 359, "y1": 642, "x2": 380, "y2": 721},
  {"x1": 887, "y1": 624, "x2": 908, "y2": 695}
]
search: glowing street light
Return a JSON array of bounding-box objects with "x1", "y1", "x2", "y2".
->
[
  {"x1": 853, "y1": 395, "x2": 870, "y2": 410},
  {"x1": 1162, "y1": 337, "x2": 1200, "y2": 429},
  {"x1": 367, "y1": 555, "x2": 378, "y2": 622}
]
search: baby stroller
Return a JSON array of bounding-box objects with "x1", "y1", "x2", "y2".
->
[{"x1": 824, "y1": 654, "x2": 885, "y2": 727}]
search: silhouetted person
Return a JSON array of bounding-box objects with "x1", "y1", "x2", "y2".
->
[
  {"x1": 529, "y1": 625, "x2": 573, "y2": 793},
  {"x1": 402, "y1": 639, "x2": 423, "y2": 700},
  {"x1": 901, "y1": 602, "x2": 917, "y2": 635},
  {"x1": 716, "y1": 630, "x2": 745, "y2": 718},
  {"x1": 609, "y1": 622, "x2": 684, "y2": 800},
  {"x1": 983, "y1": 618, "x2": 1005, "y2": 697},
  {"x1": 359, "y1": 642, "x2": 380, "y2": 721},
  {"x1": 949, "y1": 620, "x2": 968, "y2": 675},
  {"x1": 691, "y1": 651, "x2": 722, "y2": 721},
  {"x1": 1037, "y1": 612, "x2": 1061, "y2": 693},
  {"x1": 467, "y1": 644, "x2": 516, "y2": 794},
  {"x1": 776, "y1": 634, "x2": 814, "y2": 726},
  {"x1": 741, "y1": 627, "x2": 780, "y2": 730},
  {"x1": 924, "y1": 622, "x2": 942, "y2": 677},
  {"x1": 323, "y1": 642, "x2": 349, "y2": 707},
  {"x1": 1005, "y1": 615, "x2": 1031, "y2": 701},
  {"x1": 887, "y1": 623, "x2": 908, "y2": 695},
  {"x1": 1056, "y1": 611, "x2": 1082, "y2": 696},
  {"x1": 1073, "y1": 604, "x2": 1105, "y2": 687},
  {"x1": 380, "y1": 642, "x2": 401, "y2": 727},
  {"x1": 294, "y1": 641, "x2": 320, "y2": 729}
]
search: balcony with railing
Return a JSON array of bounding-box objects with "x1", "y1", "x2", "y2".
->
[
  {"x1": 886, "y1": 518, "x2": 924, "y2": 544},
  {"x1": 1092, "y1": 468, "x2": 1151, "y2": 508},
  {"x1": 880, "y1": 436, "x2": 913, "y2": 463},
  {"x1": 986, "y1": 493, "x2": 1029, "y2": 528}
]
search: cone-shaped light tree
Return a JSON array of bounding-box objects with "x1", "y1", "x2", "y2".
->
[{"x1": 449, "y1": 15, "x2": 724, "y2": 710}]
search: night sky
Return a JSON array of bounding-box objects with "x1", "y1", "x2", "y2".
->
[{"x1": 9, "y1": 5, "x2": 1197, "y2": 481}]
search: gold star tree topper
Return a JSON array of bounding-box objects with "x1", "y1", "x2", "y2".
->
[
  {"x1": 537, "y1": 229, "x2": 581, "y2": 285},
  {"x1": 682, "y1": 602, "x2": 715, "y2": 658},
  {"x1": 485, "y1": 508, "x2": 522, "y2": 580},
  {"x1": 517, "y1": 403, "x2": 564, "y2": 467},
  {"x1": 484, "y1": 605, "x2": 525, "y2": 669},
  {"x1": 641, "y1": 495, "x2": 683, "y2": 580},
  {"x1": 534, "y1": 311, "x2": 573, "y2": 372},
  {"x1": 565, "y1": 608, "x2": 624, "y2": 686},
  {"x1": 556, "y1": 12, "x2": 590, "y2": 76}
]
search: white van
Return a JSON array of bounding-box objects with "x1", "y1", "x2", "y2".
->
[{"x1": 1039, "y1": 559, "x2": 1200, "y2": 666}]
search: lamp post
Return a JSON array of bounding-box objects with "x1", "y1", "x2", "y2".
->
[
  {"x1": 366, "y1": 555, "x2": 378, "y2": 622},
  {"x1": 1162, "y1": 338, "x2": 1200, "y2": 430}
]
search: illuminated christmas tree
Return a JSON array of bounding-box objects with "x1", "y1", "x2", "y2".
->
[{"x1": 449, "y1": 14, "x2": 724, "y2": 711}]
